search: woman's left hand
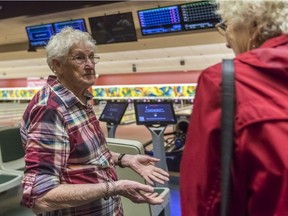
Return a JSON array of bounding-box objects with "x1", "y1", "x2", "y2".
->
[{"x1": 123, "y1": 154, "x2": 170, "y2": 185}]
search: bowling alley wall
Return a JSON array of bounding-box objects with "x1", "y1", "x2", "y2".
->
[{"x1": 0, "y1": 70, "x2": 200, "y2": 101}]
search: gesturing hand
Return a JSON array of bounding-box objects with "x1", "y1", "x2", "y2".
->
[
  {"x1": 116, "y1": 180, "x2": 164, "y2": 205},
  {"x1": 124, "y1": 154, "x2": 169, "y2": 185}
]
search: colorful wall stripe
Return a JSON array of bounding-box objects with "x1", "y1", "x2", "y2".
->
[
  {"x1": 0, "y1": 83, "x2": 196, "y2": 100},
  {"x1": 92, "y1": 84, "x2": 196, "y2": 99}
]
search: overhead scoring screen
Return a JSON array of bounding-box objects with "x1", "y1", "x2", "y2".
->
[
  {"x1": 89, "y1": 12, "x2": 137, "y2": 44},
  {"x1": 180, "y1": 1, "x2": 220, "y2": 31},
  {"x1": 138, "y1": 5, "x2": 182, "y2": 36},
  {"x1": 26, "y1": 24, "x2": 55, "y2": 48},
  {"x1": 53, "y1": 19, "x2": 87, "y2": 33}
]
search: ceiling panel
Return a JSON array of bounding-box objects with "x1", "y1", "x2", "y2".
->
[
  {"x1": 0, "y1": 1, "x2": 234, "y2": 80},
  {"x1": 0, "y1": 1, "x2": 119, "y2": 19}
]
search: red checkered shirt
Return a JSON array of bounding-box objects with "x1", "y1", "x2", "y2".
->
[{"x1": 20, "y1": 75, "x2": 123, "y2": 216}]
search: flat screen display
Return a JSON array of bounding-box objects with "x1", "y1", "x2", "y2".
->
[
  {"x1": 25, "y1": 23, "x2": 55, "y2": 48},
  {"x1": 137, "y1": 5, "x2": 182, "y2": 36},
  {"x1": 89, "y1": 12, "x2": 137, "y2": 44},
  {"x1": 134, "y1": 101, "x2": 177, "y2": 125},
  {"x1": 53, "y1": 19, "x2": 87, "y2": 33},
  {"x1": 180, "y1": 1, "x2": 220, "y2": 31},
  {"x1": 99, "y1": 102, "x2": 128, "y2": 124}
]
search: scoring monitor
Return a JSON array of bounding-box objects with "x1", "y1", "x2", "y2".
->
[
  {"x1": 134, "y1": 101, "x2": 177, "y2": 125},
  {"x1": 99, "y1": 101, "x2": 128, "y2": 124}
]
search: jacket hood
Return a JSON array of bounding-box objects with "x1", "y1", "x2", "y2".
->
[{"x1": 236, "y1": 34, "x2": 288, "y2": 80}]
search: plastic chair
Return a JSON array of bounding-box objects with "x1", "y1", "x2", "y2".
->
[
  {"x1": 106, "y1": 137, "x2": 170, "y2": 216},
  {"x1": 0, "y1": 174, "x2": 33, "y2": 216},
  {"x1": 0, "y1": 127, "x2": 25, "y2": 174},
  {"x1": 0, "y1": 170, "x2": 22, "y2": 194}
]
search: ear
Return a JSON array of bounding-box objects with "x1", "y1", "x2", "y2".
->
[
  {"x1": 247, "y1": 22, "x2": 260, "y2": 50},
  {"x1": 247, "y1": 37, "x2": 256, "y2": 50},
  {"x1": 52, "y1": 59, "x2": 64, "y2": 75}
]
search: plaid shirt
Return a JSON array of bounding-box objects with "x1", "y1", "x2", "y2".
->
[{"x1": 20, "y1": 76, "x2": 123, "y2": 216}]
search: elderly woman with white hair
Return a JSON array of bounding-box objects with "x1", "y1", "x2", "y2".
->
[
  {"x1": 180, "y1": 1, "x2": 288, "y2": 216},
  {"x1": 20, "y1": 27, "x2": 169, "y2": 216}
]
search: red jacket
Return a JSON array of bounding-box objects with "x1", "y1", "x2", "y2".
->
[{"x1": 180, "y1": 35, "x2": 288, "y2": 216}]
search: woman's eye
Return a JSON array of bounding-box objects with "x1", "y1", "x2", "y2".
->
[{"x1": 76, "y1": 56, "x2": 85, "y2": 60}]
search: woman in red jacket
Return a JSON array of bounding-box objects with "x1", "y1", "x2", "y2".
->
[{"x1": 180, "y1": 1, "x2": 288, "y2": 216}]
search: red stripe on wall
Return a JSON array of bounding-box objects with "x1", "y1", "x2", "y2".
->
[
  {"x1": 95, "y1": 71, "x2": 201, "y2": 85},
  {"x1": 0, "y1": 70, "x2": 202, "y2": 88},
  {"x1": 0, "y1": 78, "x2": 27, "y2": 87}
]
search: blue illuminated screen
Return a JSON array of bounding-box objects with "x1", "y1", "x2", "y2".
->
[
  {"x1": 134, "y1": 102, "x2": 177, "y2": 125},
  {"x1": 26, "y1": 23, "x2": 55, "y2": 48},
  {"x1": 180, "y1": 1, "x2": 220, "y2": 31},
  {"x1": 53, "y1": 19, "x2": 87, "y2": 33},
  {"x1": 137, "y1": 5, "x2": 182, "y2": 36},
  {"x1": 99, "y1": 102, "x2": 128, "y2": 124}
]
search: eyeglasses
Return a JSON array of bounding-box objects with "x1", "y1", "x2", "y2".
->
[
  {"x1": 215, "y1": 21, "x2": 227, "y2": 36},
  {"x1": 69, "y1": 55, "x2": 100, "y2": 65}
]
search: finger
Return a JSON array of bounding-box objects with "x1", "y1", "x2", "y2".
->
[
  {"x1": 148, "y1": 175, "x2": 165, "y2": 185},
  {"x1": 145, "y1": 156, "x2": 160, "y2": 163},
  {"x1": 146, "y1": 196, "x2": 164, "y2": 205},
  {"x1": 148, "y1": 192, "x2": 159, "y2": 198},
  {"x1": 137, "y1": 190, "x2": 164, "y2": 204},
  {"x1": 138, "y1": 190, "x2": 158, "y2": 200},
  {"x1": 136, "y1": 196, "x2": 163, "y2": 205},
  {"x1": 143, "y1": 169, "x2": 168, "y2": 185},
  {"x1": 154, "y1": 167, "x2": 170, "y2": 177},
  {"x1": 138, "y1": 184, "x2": 154, "y2": 193},
  {"x1": 142, "y1": 191, "x2": 161, "y2": 199},
  {"x1": 141, "y1": 192, "x2": 158, "y2": 200},
  {"x1": 144, "y1": 176, "x2": 155, "y2": 186},
  {"x1": 153, "y1": 170, "x2": 170, "y2": 181},
  {"x1": 147, "y1": 172, "x2": 169, "y2": 185}
]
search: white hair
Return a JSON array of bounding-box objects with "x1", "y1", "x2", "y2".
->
[
  {"x1": 215, "y1": 0, "x2": 288, "y2": 44},
  {"x1": 46, "y1": 27, "x2": 96, "y2": 72}
]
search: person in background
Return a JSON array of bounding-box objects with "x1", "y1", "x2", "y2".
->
[
  {"x1": 180, "y1": 1, "x2": 288, "y2": 215},
  {"x1": 20, "y1": 27, "x2": 169, "y2": 216}
]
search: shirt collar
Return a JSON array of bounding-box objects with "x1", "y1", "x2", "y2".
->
[{"x1": 47, "y1": 75, "x2": 93, "y2": 108}]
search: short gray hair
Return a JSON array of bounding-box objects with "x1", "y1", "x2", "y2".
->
[
  {"x1": 46, "y1": 27, "x2": 96, "y2": 72},
  {"x1": 215, "y1": 0, "x2": 288, "y2": 45}
]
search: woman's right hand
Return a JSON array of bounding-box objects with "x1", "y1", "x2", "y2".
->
[{"x1": 115, "y1": 180, "x2": 164, "y2": 205}]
